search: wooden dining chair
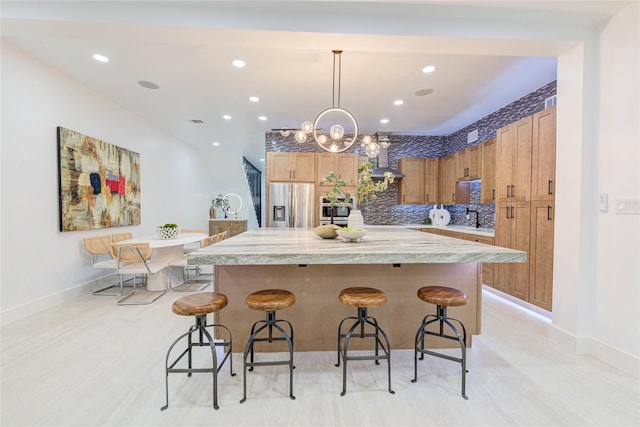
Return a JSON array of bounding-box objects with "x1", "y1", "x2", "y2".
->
[
  {"x1": 111, "y1": 242, "x2": 169, "y2": 305},
  {"x1": 84, "y1": 235, "x2": 126, "y2": 296},
  {"x1": 112, "y1": 232, "x2": 133, "y2": 243}
]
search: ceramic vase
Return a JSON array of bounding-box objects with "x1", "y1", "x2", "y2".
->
[{"x1": 347, "y1": 209, "x2": 364, "y2": 230}]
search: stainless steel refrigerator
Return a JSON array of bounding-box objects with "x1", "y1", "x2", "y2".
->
[{"x1": 268, "y1": 182, "x2": 315, "y2": 228}]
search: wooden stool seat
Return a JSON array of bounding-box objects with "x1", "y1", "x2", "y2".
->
[
  {"x1": 172, "y1": 292, "x2": 228, "y2": 316},
  {"x1": 417, "y1": 286, "x2": 469, "y2": 307},
  {"x1": 246, "y1": 289, "x2": 295, "y2": 311},
  {"x1": 339, "y1": 286, "x2": 387, "y2": 309}
]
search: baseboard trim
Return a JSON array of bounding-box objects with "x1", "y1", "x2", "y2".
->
[
  {"x1": 548, "y1": 324, "x2": 639, "y2": 378},
  {"x1": 1, "y1": 275, "x2": 116, "y2": 327}
]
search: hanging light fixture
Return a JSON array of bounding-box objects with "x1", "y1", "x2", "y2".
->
[{"x1": 298, "y1": 50, "x2": 372, "y2": 153}]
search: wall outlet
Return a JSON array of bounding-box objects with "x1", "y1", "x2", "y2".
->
[{"x1": 599, "y1": 193, "x2": 608, "y2": 212}]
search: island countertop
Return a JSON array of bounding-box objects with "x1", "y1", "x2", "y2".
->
[{"x1": 188, "y1": 226, "x2": 526, "y2": 266}]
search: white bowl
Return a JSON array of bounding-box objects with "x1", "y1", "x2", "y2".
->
[{"x1": 336, "y1": 229, "x2": 367, "y2": 242}]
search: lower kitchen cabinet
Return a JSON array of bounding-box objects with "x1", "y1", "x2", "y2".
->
[
  {"x1": 494, "y1": 202, "x2": 530, "y2": 301},
  {"x1": 529, "y1": 201, "x2": 555, "y2": 311},
  {"x1": 209, "y1": 219, "x2": 247, "y2": 238}
]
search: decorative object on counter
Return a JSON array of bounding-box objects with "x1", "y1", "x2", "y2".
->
[
  {"x1": 314, "y1": 224, "x2": 340, "y2": 239},
  {"x1": 336, "y1": 228, "x2": 367, "y2": 242},
  {"x1": 321, "y1": 161, "x2": 395, "y2": 228},
  {"x1": 432, "y1": 205, "x2": 451, "y2": 226},
  {"x1": 212, "y1": 193, "x2": 230, "y2": 219},
  {"x1": 292, "y1": 50, "x2": 375, "y2": 153},
  {"x1": 156, "y1": 223, "x2": 180, "y2": 239},
  {"x1": 224, "y1": 193, "x2": 243, "y2": 219}
]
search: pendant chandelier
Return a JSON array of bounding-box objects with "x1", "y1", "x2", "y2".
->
[{"x1": 294, "y1": 50, "x2": 378, "y2": 154}]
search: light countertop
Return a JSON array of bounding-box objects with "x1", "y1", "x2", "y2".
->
[
  {"x1": 400, "y1": 224, "x2": 495, "y2": 237},
  {"x1": 188, "y1": 227, "x2": 523, "y2": 266}
]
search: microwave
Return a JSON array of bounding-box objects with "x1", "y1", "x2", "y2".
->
[{"x1": 319, "y1": 196, "x2": 355, "y2": 226}]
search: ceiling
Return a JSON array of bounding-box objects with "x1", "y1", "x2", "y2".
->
[{"x1": 1, "y1": 1, "x2": 631, "y2": 166}]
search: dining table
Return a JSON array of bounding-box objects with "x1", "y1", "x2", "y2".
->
[{"x1": 115, "y1": 232, "x2": 208, "y2": 291}]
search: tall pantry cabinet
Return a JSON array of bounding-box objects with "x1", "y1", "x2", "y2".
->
[{"x1": 494, "y1": 106, "x2": 556, "y2": 311}]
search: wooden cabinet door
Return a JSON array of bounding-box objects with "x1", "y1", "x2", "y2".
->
[
  {"x1": 496, "y1": 124, "x2": 515, "y2": 203},
  {"x1": 494, "y1": 203, "x2": 512, "y2": 293},
  {"x1": 439, "y1": 154, "x2": 456, "y2": 204},
  {"x1": 317, "y1": 153, "x2": 338, "y2": 185},
  {"x1": 509, "y1": 202, "x2": 530, "y2": 300},
  {"x1": 456, "y1": 149, "x2": 468, "y2": 181},
  {"x1": 292, "y1": 153, "x2": 316, "y2": 182},
  {"x1": 529, "y1": 201, "x2": 554, "y2": 311},
  {"x1": 531, "y1": 106, "x2": 556, "y2": 201},
  {"x1": 467, "y1": 144, "x2": 481, "y2": 180},
  {"x1": 398, "y1": 158, "x2": 425, "y2": 204},
  {"x1": 337, "y1": 154, "x2": 358, "y2": 185},
  {"x1": 425, "y1": 158, "x2": 439, "y2": 205},
  {"x1": 512, "y1": 116, "x2": 533, "y2": 201},
  {"x1": 267, "y1": 152, "x2": 294, "y2": 181},
  {"x1": 481, "y1": 139, "x2": 496, "y2": 204}
]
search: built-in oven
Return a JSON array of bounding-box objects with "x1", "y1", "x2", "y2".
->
[{"x1": 319, "y1": 196, "x2": 355, "y2": 226}]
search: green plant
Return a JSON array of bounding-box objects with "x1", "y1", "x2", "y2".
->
[
  {"x1": 320, "y1": 161, "x2": 395, "y2": 208},
  {"x1": 212, "y1": 193, "x2": 230, "y2": 211},
  {"x1": 159, "y1": 223, "x2": 178, "y2": 229}
]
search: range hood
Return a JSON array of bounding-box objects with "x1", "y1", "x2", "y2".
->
[{"x1": 370, "y1": 137, "x2": 403, "y2": 179}]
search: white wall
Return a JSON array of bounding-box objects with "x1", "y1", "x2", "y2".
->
[
  {"x1": 594, "y1": 2, "x2": 639, "y2": 369},
  {"x1": 0, "y1": 41, "x2": 217, "y2": 318},
  {"x1": 551, "y1": 2, "x2": 639, "y2": 377}
]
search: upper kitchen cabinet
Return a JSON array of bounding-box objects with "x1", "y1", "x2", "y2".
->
[
  {"x1": 439, "y1": 155, "x2": 470, "y2": 205},
  {"x1": 317, "y1": 153, "x2": 358, "y2": 186},
  {"x1": 398, "y1": 158, "x2": 438, "y2": 205},
  {"x1": 267, "y1": 152, "x2": 316, "y2": 182},
  {"x1": 531, "y1": 106, "x2": 557, "y2": 201},
  {"x1": 481, "y1": 138, "x2": 497, "y2": 204},
  {"x1": 456, "y1": 144, "x2": 481, "y2": 181},
  {"x1": 496, "y1": 115, "x2": 533, "y2": 203}
]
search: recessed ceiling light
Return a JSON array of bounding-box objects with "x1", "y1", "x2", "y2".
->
[
  {"x1": 232, "y1": 59, "x2": 246, "y2": 68},
  {"x1": 249, "y1": 96, "x2": 259, "y2": 102},
  {"x1": 138, "y1": 80, "x2": 159, "y2": 89},
  {"x1": 223, "y1": 115, "x2": 232, "y2": 120},
  {"x1": 259, "y1": 158, "x2": 265, "y2": 162},
  {"x1": 212, "y1": 142, "x2": 220, "y2": 146},
  {"x1": 258, "y1": 116, "x2": 267, "y2": 121},
  {"x1": 422, "y1": 65, "x2": 436, "y2": 74},
  {"x1": 380, "y1": 118, "x2": 389, "y2": 124},
  {"x1": 393, "y1": 99, "x2": 404, "y2": 106},
  {"x1": 415, "y1": 88, "x2": 435, "y2": 96},
  {"x1": 93, "y1": 54, "x2": 109, "y2": 63}
]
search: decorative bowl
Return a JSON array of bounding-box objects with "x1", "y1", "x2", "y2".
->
[
  {"x1": 156, "y1": 226, "x2": 180, "y2": 239},
  {"x1": 336, "y1": 229, "x2": 367, "y2": 242},
  {"x1": 314, "y1": 224, "x2": 340, "y2": 239}
]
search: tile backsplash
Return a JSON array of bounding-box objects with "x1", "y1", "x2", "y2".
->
[{"x1": 266, "y1": 81, "x2": 556, "y2": 228}]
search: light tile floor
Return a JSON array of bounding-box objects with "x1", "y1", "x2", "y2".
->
[{"x1": 1, "y1": 282, "x2": 638, "y2": 426}]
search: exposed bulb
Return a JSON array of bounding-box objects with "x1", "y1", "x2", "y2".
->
[
  {"x1": 295, "y1": 130, "x2": 307, "y2": 144},
  {"x1": 330, "y1": 124, "x2": 344, "y2": 140},
  {"x1": 365, "y1": 141, "x2": 381, "y2": 158},
  {"x1": 380, "y1": 139, "x2": 391, "y2": 148},
  {"x1": 317, "y1": 134, "x2": 328, "y2": 144},
  {"x1": 362, "y1": 135, "x2": 372, "y2": 145},
  {"x1": 330, "y1": 143, "x2": 338, "y2": 152},
  {"x1": 280, "y1": 128, "x2": 291, "y2": 137},
  {"x1": 301, "y1": 121, "x2": 314, "y2": 134}
]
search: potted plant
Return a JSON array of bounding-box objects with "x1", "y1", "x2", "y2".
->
[
  {"x1": 320, "y1": 161, "x2": 395, "y2": 229},
  {"x1": 211, "y1": 193, "x2": 230, "y2": 219},
  {"x1": 156, "y1": 223, "x2": 180, "y2": 239}
]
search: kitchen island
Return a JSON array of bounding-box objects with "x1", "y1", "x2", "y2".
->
[{"x1": 188, "y1": 227, "x2": 526, "y2": 352}]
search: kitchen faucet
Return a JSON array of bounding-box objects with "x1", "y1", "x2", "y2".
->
[{"x1": 466, "y1": 208, "x2": 481, "y2": 228}]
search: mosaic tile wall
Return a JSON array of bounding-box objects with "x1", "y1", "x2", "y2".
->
[{"x1": 265, "y1": 81, "x2": 556, "y2": 228}]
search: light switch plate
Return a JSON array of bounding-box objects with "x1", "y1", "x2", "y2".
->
[
  {"x1": 615, "y1": 198, "x2": 640, "y2": 215},
  {"x1": 599, "y1": 193, "x2": 608, "y2": 212}
]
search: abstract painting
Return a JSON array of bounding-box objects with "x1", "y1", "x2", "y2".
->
[{"x1": 57, "y1": 127, "x2": 141, "y2": 231}]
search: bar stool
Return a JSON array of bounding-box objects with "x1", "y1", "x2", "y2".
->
[
  {"x1": 161, "y1": 292, "x2": 235, "y2": 411},
  {"x1": 411, "y1": 285, "x2": 469, "y2": 400},
  {"x1": 336, "y1": 286, "x2": 394, "y2": 396},
  {"x1": 240, "y1": 289, "x2": 296, "y2": 403}
]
